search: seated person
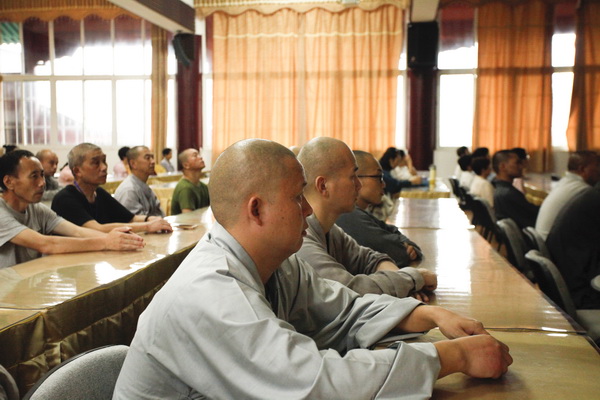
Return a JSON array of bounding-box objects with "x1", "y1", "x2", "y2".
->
[
  {"x1": 492, "y1": 150, "x2": 539, "y2": 229},
  {"x1": 336, "y1": 150, "x2": 423, "y2": 267},
  {"x1": 469, "y1": 157, "x2": 494, "y2": 207},
  {"x1": 51, "y1": 143, "x2": 172, "y2": 234},
  {"x1": 0, "y1": 150, "x2": 144, "y2": 269},
  {"x1": 453, "y1": 146, "x2": 470, "y2": 179},
  {"x1": 35, "y1": 149, "x2": 61, "y2": 201},
  {"x1": 536, "y1": 151, "x2": 599, "y2": 240},
  {"x1": 114, "y1": 146, "x2": 164, "y2": 218},
  {"x1": 297, "y1": 137, "x2": 437, "y2": 300},
  {"x1": 391, "y1": 150, "x2": 422, "y2": 184},
  {"x1": 171, "y1": 148, "x2": 210, "y2": 214},
  {"x1": 511, "y1": 147, "x2": 529, "y2": 193},
  {"x1": 379, "y1": 147, "x2": 414, "y2": 195},
  {"x1": 113, "y1": 139, "x2": 512, "y2": 399},
  {"x1": 458, "y1": 154, "x2": 474, "y2": 190},
  {"x1": 160, "y1": 148, "x2": 175, "y2": 173},
  {"x1": 57, "y1": 162, "x2": 74, "y2": 186},
  {"x1": 113, "y1": 146, "x2": 130, "y2": 179},
  {"x1": 547, "y1": 185, "x2": 600, "y2": 309}
]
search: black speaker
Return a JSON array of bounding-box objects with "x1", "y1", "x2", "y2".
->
[
  {"x1": 172, "y1": 33, "x2": 196, "y2": 67},
  {"x1": 407, "y1": 22, "x2": 439, "y2": 69}
]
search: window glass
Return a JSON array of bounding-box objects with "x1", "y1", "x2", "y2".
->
[
  {"x1": 56, "y1": 80, "x2": 83, "y2": 144},
  {"x1": 24, "y1": 81, "x2": 51, "y2": 145},
  {"x1": 116, "y1": 80, "x2": 145, "y2": 145},
  {"x1": 438, "y1": 5, "x2": 476, "y2": 70},
  {"x1": 552, "y1": 33, "x2": 575, "y2": 68},
  {"x1": 23, "y1": 18, "x2": 50, "y2": 75},
  {"x1": 395, "y1": 75, "x2": 406, "y2": 149},
  {"x1": 54, "y1": 17, "x2": 83, "y2": 75},
  {"x1": 84, "y1": 80, "x2": 112, "y2": 144},
  {"x1": 438, "y1": 74, "x2": 474, "y2": 147},
  {"x1": 0, "y1": 22, "x2": 22, "y2": 73},
  {"x1": 84, "y1": 16, "x2": 112, "y2": 75},
  {"x1": 2, "y1": 82, "x2": 21, "y2": 144},
  {"x1": 551, "y1": 72, "x2": 573, "y2": 149},
  {"x1": 115, "y1": 16, "x2": 144, "y2": 75},
  {"x1": 144, "y1": 79, "x2": 152, "y2": 145}
]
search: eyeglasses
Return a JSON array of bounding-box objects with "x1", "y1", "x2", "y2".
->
[{"x1": 357, "y1": 174, "x2": 384, "y2": 183}]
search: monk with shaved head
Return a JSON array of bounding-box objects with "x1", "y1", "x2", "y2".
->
[
  {"x1": 114, "y1": 138, "x2": 512, "y2": 399},
  {"x1": 297, "y1": 137, "x2": 437, "y2": 300},
  {"x1": 170, "y1": 148, "x2": 209, "y2": 215},
  {"x1": 35, "y1": 149, "x2": 61, "y2": 201}
]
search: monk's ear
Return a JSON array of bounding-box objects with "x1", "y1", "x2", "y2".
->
[
  {"x1": 246, "y1": 196, "x2": 264, "y2": 226},
  {"x1": 315, "y1": 176, "x2": 328, "y2": 196}
]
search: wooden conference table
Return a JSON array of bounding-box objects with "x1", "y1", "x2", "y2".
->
[
  {"x1": 0, "y1": 208, "x2": 214, "y2": 395},
  {"x1": 1, "y1": 198, "x2": 599, "y2": 398},
  {"x1": 389, "y1": 198, "x2": 600, "y2": 398}
]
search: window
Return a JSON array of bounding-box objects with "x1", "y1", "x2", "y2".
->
[
  {"x1": 437, "y1": 5, "x2": 476, "y2": 148},
  {"x1": 0, "y1": 16, "x2": 176, "y2": 149}
]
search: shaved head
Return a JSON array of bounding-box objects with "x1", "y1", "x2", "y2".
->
[
  {"x1": 209, "y1": 139, "x2": 298, "y2": 228},
  {"x1": 297, "y1": 137, "x2": 354, "y2": 193},
  {"x1": 35, "y1": 149, "x2": 55, "y2": 162},
  {"x1": 178, "y1": 149, "x2": 194, "y2": 166},
  {"x1": 353, "y1": 150, "x2": 378, "y2": 173}
]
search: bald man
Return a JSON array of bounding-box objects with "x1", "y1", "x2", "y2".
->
[
  {"x1": 35, "y1": 149, "x2": 61, "y2": 201},
  {"x1": 114, "y1": 146, "x2": 164, "y2": 218},
  {"x1": 336, "y1": 150, "x2": 424, "y2": 267},
  {"x1": 113, "y1": 139, "x2": 511, "y2": 399},
  {"x1": 170, "y1": 148, "x2": 210, "y2": 215},
  {"x1": 297, "y1": 137, "x2": 436, "y2": 299}
]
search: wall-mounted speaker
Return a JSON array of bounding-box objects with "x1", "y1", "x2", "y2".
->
[
  {"x1": 407, "y1": 22, "x2": 439, "y2": 69},
  {"x1": 172, "y1": 33, "x2": 196, "y2": 67}
]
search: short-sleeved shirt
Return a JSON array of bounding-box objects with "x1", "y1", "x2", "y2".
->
[
  {"x1": 0, "y1": 198, "x2": 63, "y2": 269},
  {"x1": 114, "y1": 174, "x2": 164, "y2": 217},
  {"x1": 51, "y1": 185, "x2": 134, "y2": 226},
  {"x1": 170, "y1": 178, "x2": 210, "y2": 215}
]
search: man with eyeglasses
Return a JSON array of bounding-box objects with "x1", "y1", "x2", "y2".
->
[
  {"x1": 336, "y1": 150, "x2": 424, "y2": 266},
  {"x1": 297, "y1": 137, "x2": 437, "y2": 300}
]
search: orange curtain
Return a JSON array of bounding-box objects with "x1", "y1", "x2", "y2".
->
[
  {"x1": 566, "y1": 0, "x2": 600, "y2": 151},
  {"x1": 211, "y1": 5, "x2": 403, "y2": 159},
  {"x1": 474, "y1": 0, "x2": 553, "y2": 172}
]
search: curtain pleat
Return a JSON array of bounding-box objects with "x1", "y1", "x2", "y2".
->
[
  {"x1": 566, "y1": 0, "x2": 600, "y2": 151},
  {"x1": 212, "y1": 5, "x2": 403, "y2": 160},
  {"x1": 474, "y1": 0, "x2": 553, "y2": 172},
  {"x1": 151, "y1": 25, "x2": 169, "y2": 162}
]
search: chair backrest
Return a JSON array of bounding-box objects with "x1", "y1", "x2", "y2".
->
[
  {"x1": 23, "y1": 345, "x2": 129, "y2": 400},
  {"x1": 497, "y1": 218, "x2": 534, "y2": 281},
  {"x1": 522, "y1": 227, "x2": 551, "y2": 259},
  {"x1": 448, "y1": 177, "x2": 462, "y2": 198},
  {"x1": 0, "y1": 364, "x2": 19, "y2": 400},
  {"x1": 470, "y1": 197, "x2": 501, "y2": 244},
  {"x1": 525, "y1": 250, "x2": 577, "y2": 318}
]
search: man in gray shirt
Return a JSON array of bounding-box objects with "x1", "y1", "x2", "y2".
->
[
  {"x1": 0, "y1": 150, "x2": 144, "y2": 269},
  {"x1": 297, "y1": 137, "x2": 437, "y2": 300},
  {"x1": 114, "y1": 146, "x2": 164, "y2": 218},
  {"x1": 113, "y1": 139, "x2": 512, "y2": 399}
]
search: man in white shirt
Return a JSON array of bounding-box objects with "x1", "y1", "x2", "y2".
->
[
  {"x1": 536, "y1": 151, "x2": 600, "y2": 239},
  {"x1": 113, "y1": 139, "x2": 511, "y2": 399},
  {"x1": 469, "y1": 157, "x2": 495, "y2": 207},
  {"x1": 458, "y1": 154, "x2": 475, "y2": 189},
  {"x1": 0, "y1": 150, "x2": 144, "y2": 269}
]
